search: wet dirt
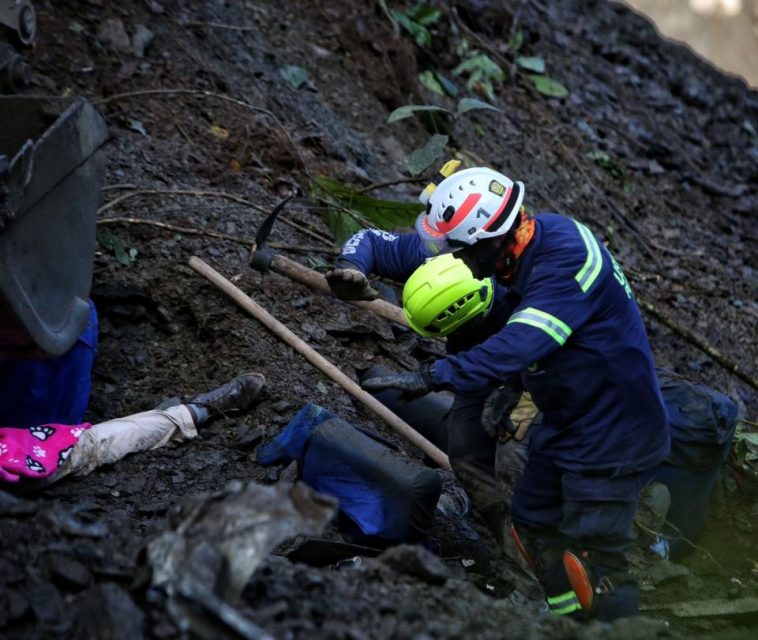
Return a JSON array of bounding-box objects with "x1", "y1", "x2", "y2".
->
[{"x1": 1, "y1": 1, "x2": 757, "y2": 638}]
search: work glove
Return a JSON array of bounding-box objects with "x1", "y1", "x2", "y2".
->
[
  {"x1": 324, "y1": 266, "x2": 379, "y2": 301},
  {"x1": 481, "y1": 384, "x2": 521, "y2": 442},
  {"x1": 361, "y1": 361, "x2": 436, "y2": 400}
]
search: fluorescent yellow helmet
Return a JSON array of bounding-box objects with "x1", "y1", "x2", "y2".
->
[{"x1": 403, "y1": 254, "x2": 494, "y2": 337}]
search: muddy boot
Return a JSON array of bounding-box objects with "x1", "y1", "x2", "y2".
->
[{"x1": 185, "y1": 372, "x2": 266, "y2": 426}]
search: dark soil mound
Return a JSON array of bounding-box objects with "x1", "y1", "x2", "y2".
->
[{"x1": 1, "y1": 1, "x2": 756, "y2": 639}]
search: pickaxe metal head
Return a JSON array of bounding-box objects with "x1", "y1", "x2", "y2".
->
[{"x1": 249, "y1": 195, "x2": 293, "y2": 271}]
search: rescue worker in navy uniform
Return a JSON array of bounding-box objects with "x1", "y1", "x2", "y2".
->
[
  {"x1": 325, "y1": 184, "x2": 524, "y2": 542},
  {"x1": 329, "y1": 164, "x2": 670, "y2": 621}
]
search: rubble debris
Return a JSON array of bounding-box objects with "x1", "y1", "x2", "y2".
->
[
  {"x1": 76, "y1": 582, "x2": 145, "y2": 640},
  {"x1": 379, "y1": 545, "x2": 450, "y2": 585},
  {"x1": 147, "y1": 480, "x2": 336, "y2": 638},
  {"x1": 644, "y1": 597, "x2": 758, "y2": 619}
]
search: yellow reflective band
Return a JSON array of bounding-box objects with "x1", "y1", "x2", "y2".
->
[
  {"x1": 574, "y1": 221, "x2": 603, "y2": 293},
  {"x1": 547, "y1": 590, "x2": 582, "y2": 616},
  {"x1": 508, "y1": 307, "x2": 572, "y2": 346}
]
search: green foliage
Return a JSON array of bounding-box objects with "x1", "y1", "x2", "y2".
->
[
  {"x1": 97, "y1": 230, "x2": 137, "y2": 266},
  {"x1": 388, "y1": 98, "x2": 501, "y2": 124},
  {"x1": 589, "y1": 151, "x2": 629, "y2": 190},
  {"x1": 390, "y1": 4, "x2": 441, "y2": 46},
  {"x1": 452, "y1": 53, "x2": 504, "y2": 101},
  {"x1": 386, "y1": 14, "x2": 569, "y2": 174},
  {"x1": 456, "y1": 97, "x2": 502, "y2": 117},
  {"x1": 732, "y1": 421, "x2": 758, "y2": 473},
  {"x1": 515, "y1": 56, "x2": 545, "y2": 74},
  {"x1": 507, "y1": 30, "x2": 524, "y2": 53},
  {"x1": 310, "y1": 175, "x2": 421, "y2": 244},
  {"x1": 418, "y1": 70, "x2": 458, "y2": 97},
  {"x1": 388, "y1": 104, "x2": 454, "y2": 123},
  {"x1": 387, "y1": 99, "x2": 503, "y2": 175},
  {"x1": 406, "y1": 134, "x2": 449, "y2": 176},
  {"x1": 528, "y1": 74, "x2": 569, "y2": 98}
]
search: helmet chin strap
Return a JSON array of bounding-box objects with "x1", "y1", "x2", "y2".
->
[{"x1": 495, "y1": 209, "x2": 536, "y2": 285}]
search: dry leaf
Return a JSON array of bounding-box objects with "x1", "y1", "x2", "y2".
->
[{"x1": 209, "y1": 125, "x2": 230, "y2": 140}]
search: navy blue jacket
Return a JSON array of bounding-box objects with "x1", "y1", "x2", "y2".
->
[
  {"x1": 337, "y1": 229, "x2": 516, "y2": 355},
  {"x1": 339, "y1": 215, "x2": 670, "y2": 474}
]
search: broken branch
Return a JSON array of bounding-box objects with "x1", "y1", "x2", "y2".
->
[
  {"x1": 638, "y1": 294, "x2": 758, "y2": 391},
  {"x1": 97, "y1": 188, "x2": 334, "y2": 247},
  {"x1": 97, "y1": 217, "x2": 336, "y2": 255}
]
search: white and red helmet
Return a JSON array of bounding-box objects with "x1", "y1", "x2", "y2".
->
[{"x1": 415, "y1": 167, "x2": 525, "y2": 248}]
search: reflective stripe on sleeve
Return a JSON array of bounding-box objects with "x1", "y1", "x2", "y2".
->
[
  {"x1": 507, "y1": 307, "x2": 572, "y2": 346},
  {"x1": 574, "y1": 221, "x2": 603, "y2": 293},
  {"x1": 547, "y1": 590, "x2": 583, "y2": 616}
]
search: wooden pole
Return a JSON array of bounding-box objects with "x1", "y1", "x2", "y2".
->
[
  {"x1": 267, "y1": 253, "x2": 409, "y2": 327},
  {"x1": 189, "y1": 257, "x2": 451, "y2": 470}
]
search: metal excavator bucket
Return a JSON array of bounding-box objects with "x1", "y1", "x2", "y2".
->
[{"x1": 0, "y1": 96, "x2": 108, "y2": 357}]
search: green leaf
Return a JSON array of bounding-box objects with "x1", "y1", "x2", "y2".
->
[
  {"x1": 410, "y1": 5, "x2": 441, "y2": 26},
  {"x1": 406, "y1": 134, "x2": 449, "y2": 176},
  {"x1": 310, "y1": 175, "x2": 421, "y2": 244},
  {"x1": 97, "y1": 230, "x2": 136, "y2": 267},
  {"x1": 419, "y1": 71, "x2": 445, "y2": 96},
  {"x1": 452, "y1": 54, "x2": 504, "y2": 82},
  {"x1": 391, "y1": 8, "x2": 431, "y2": 45},
  {"x1": 735, "y1": 431, "x2": 758, "y2": 446},
  {"x1": 516, "y1": 56, "x2": 545, "y2": 74},
  {"x1": 589, "y1": 150, "x2": 627, "y2": 184},
  {"x1": 387, "y1": 104, "x2": 454, "y2": 123},
  {"x1": 456, "y1": 97, "x2": 502, "y2": 116},
  {"x1": 507, "y1": 30, "x2": 524, "y2": 53},
  {"x1": 280, "y1": 65, "x2": 310, "y2": 90},
  {"x1": 529, "y1": 74, "x2": 569, "y2": 98},
  {"x1": 435, "y1": 73, "x2": 459, "y2": 97}
]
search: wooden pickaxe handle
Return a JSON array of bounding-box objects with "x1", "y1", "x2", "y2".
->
[
  {"x1": 268, "y1": 253, "x2": 408, "y2": 327},
  {"x1": 189, "y1": 256, "x2": 451, "y2": 470}
]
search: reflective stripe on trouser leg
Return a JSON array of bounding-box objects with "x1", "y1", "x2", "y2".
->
[{"x1": 547, "y1": 590, "x2": 582, "y2": 616}]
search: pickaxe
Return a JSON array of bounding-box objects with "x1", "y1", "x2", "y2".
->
[{"x1": 249, "y1": 197, "x2": 407, "y2": 327}]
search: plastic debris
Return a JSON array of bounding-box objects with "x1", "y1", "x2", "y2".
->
[{"x1": 147, "y1": 480, "x2": 337, "y2": 639}]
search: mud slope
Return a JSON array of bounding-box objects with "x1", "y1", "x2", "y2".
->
[{"x1": 1, "y1": 1, "x2": 756, "y2": 639}]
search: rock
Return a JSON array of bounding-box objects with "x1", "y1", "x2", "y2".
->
[
  {"x1": 0, "y1": 489, "x2": 39, "y2": 516},
  {"x1": 42, "y1": 552, "x2": 92, "y2": 591},
  {"x1": 280, "y1": 460, "x2": 299, "y2": 482},
  {"x1": 648, "y1": 559, "x2": 690, "y2": 586},
  {"x1": 26, "y1": 580, "x2": 66, "y2": 625},
  {"x1": 96, "y1": 18, "x2": 132, "y2": 53},
  {"x1": 379, "y1": 545, "x2": 449, "y2": 585},
  {"x1": 132, "y1": 25, "x2": 155, "y2": 58},
  {"x1": 271, "y1": 400, "x2": 292, "y2": 412},
  {"x1": 234, "y1": 427, "x2": 265, "y2": 450},
  {"x1": 0, "y1": 589, "x2": 28, "y2": 626},
  {"x1": 0, "y1": 558, "x2": 25, "y2": 585},
  {"x1": 76, "y1": 583, "x2": 145, "y2": 640}
]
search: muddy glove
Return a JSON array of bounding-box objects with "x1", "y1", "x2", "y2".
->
[
  {"x1": 361, "y1": 361, "x2": 436, "y2": 400},
  {"x1": 324, "y1": 266, "x2": 379, "y2": 301},
  {"x1": 481, "y1": 385, "x2": 521, "y2": 442}
]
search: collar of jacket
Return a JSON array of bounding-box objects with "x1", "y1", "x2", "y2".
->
[{"x1": 496, "y1": 214, "x2": 541, "y2": 290}]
